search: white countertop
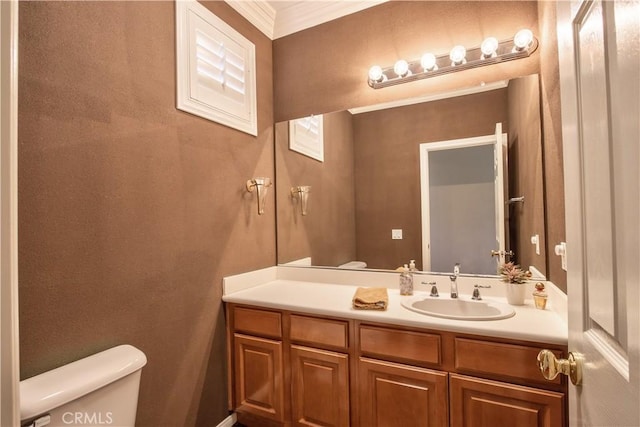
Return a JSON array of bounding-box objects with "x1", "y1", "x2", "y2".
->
[{"x1": 222, "y1": 266, "x2": 568, "y2": 346}]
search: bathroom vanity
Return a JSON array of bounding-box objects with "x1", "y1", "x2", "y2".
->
[{"x1": 223, "y1": 267, "x2": 568, "y2": 427}]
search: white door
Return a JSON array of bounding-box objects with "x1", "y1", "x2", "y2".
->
[
  {"x1": 557, "y1": 0, "x2": 639, "y2": 425},
  {"x1": 419, "y1": 125, "x2": 506, "y2": 274}
]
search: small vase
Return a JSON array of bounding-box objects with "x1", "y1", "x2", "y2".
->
[{"x1": 505, "y1": 283, "x2": 527, "y2": 305}]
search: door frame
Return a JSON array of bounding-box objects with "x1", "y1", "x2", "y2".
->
[
  {"x1": 0, "y1": 0, "x2": 20, "y2": 425},
  {"x1": 419, "y1": 128, "x2": 506, "y2": 272}
]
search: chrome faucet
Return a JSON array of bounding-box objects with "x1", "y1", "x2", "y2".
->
[{"x1": 449, "y1": 263, "x2": 460, "y2": 298}]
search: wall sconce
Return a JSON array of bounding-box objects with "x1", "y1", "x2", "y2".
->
[
  {"x1": 246, "y1": 177, "x2": 272, "y2": 215},
  {"x1": 290, "y1": 186, "x2": 311, "y2": 216},
  {"x1": 367, "y1": 29, "x2": 538, "y2": 89}
]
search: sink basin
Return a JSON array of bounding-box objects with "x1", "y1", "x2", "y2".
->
[{"x1": 401, "y1": 296, "x2": 516, "y2": 321}]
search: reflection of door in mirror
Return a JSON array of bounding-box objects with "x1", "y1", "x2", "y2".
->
[{"x1": 419, "y1": 123, "x2": 506, "y2": 275}]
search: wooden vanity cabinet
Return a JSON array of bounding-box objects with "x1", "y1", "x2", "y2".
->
[
  {"x1": 290, "y1": 345, "x2": 350, "y2": 426},
  {"x1": 449, "y1": 373, "x2": 565, "y2": 427},
  {"x1": 228, "y1": 305, "x2": 352, "y2": 427},
  {"x1": 231, "y1": 306, "x2": 286, "y2": 424},
  {"x1": 226, "y1": 304, "x2": 567, "y2": 427},
  {"x1": 358, "y1": 357, "x2": 449, "y2": 427}
]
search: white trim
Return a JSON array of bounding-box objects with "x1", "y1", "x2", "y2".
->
[
  {"x1": 216, "y1": 413, "x2": 237, "y2": 427},
  {"x1": 272, "y1": 0, "x2": 387, "y2": 39},
  {"x1": 349, "y1": 80, "x2": 508, "y2": 114},
  {"x1": 224, "y1": 0, "x2": 387, "y2": 40},
  {"x1": 528, "y1": 265, "x2": 547, "y2": 281},
  {"x1": 225, "y1": 0, "x2": 275, "y2": 39},
  {"x1": 585, "y1": 329, "x2": 630, "y2": 382},
  {"x1": 0, "y1": 0, "x2": 20, "y2": 425}
]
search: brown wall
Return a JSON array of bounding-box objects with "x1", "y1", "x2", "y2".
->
[
  {"x1": 538, "y1": 1, "x2": 567, "y2": 291},
  {"x1": 276, "y1": 111, "x2": 356, "y2": 266},
  {"x1": 507, "y1": 75, "x2": 547, "y2": 274},
  {"x1": 352, "y1": 90, "x2": 508, "y2": 270},
  {"x1": 18, "y1": 2, "x2": 274, "y2": 426}
]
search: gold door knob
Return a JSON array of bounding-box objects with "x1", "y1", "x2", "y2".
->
[{"x1": 537, "y1": 349, "x2": 583, "y2": 386}]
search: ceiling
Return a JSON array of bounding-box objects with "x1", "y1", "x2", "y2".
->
[{"x1": 226, "y1": 0, "x2": 388, "y2": 39}]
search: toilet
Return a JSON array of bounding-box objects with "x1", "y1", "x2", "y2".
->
[{"x1": 20, "y1": 345, "x2": 147, "y2": 427}]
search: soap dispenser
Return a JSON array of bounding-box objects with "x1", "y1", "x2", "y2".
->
[{"x1": 399, "y1": 264, "x2": 414, "y2": 296}]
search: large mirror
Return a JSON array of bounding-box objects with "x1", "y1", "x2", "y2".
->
[{"x1": 275, "y1": 74, "x2": 547, "y2": 277}]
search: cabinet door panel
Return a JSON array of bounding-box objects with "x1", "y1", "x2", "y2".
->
[
  {"x1": 234, "y1": 334, "x2": 285, "y2": 422},
  {"x1": 450, "y1": 374, "x2": 565, "y2": 427},
  {"x1": 358, "y1": 357, "x2": 448, "y2": 427},
  {"x1": 291, "y1": 345, "x2": 349, "y2": 427}
]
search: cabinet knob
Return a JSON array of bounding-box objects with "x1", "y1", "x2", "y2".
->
[{"x1": 537, "y1": 349, "x2": 583, "y2": 386}]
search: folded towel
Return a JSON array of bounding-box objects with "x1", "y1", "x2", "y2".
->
[{"x1": 353, "y1": 287, "x2": 388, "y2": 310}]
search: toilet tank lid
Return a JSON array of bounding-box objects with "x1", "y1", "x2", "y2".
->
[{"x1": 20, "y1": 344, "x2": 147, "y2": 420}]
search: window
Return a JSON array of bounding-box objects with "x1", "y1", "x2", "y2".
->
[{"x1": 176, "y1": 0, "x2": 257, "y2": 136}]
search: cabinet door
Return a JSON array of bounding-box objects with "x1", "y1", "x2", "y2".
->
[
  {"x1": 291, "y1": 345, "x2": 350, "y2": 427},
  {"x1": 234, "y1": 334, "x2": 285, "y2": 422},
  {"x1": 358, "y1": 357, "x2": 448, "y2": 427},
  {"x1": 450, "y1": 374, "x2": 565, "y2": 427}
]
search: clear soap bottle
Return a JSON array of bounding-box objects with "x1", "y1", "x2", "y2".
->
[{"x1": 400, "y1": 264, "x2": 414, "y2": 296}]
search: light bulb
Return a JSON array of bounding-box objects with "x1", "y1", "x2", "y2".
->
[
  {"x1": 449, "y1": 45, "x2": 466, "y2": 65},
  {"x1": 393, "y1": 59, "x2": 410, "y2": 77},
  {"x1": 421, "y1": 53, "x2": 437, "y2": 71},
  {"x1": 513, "y1": 29, "x2": 533, "y2": 50},
  {"x1": 481, "y1": 37, "x2": 499, "y2": 58},
  {"x1": 368, "y1": 65, "x2": 384, "y2": 83}
]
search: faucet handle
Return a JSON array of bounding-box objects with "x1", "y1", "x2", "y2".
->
[
  {"x1": 423, "y1": 282, "x2": 439, "y2": 297},
  {"x1": 471, "y1": 284, "x2": 491, "y2": 301}
]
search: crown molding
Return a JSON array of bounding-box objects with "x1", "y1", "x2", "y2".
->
[
  {"x1": 224, "y1": 0, "x2": 387, "y2": 40},
  {"x1": 348, "y1": 81, "x2": 509, "y2": 114},
  {"x1": 272, "y1": 1, "x2": 387, "y2": 39},
  {"x1": 225, "y1": 0, "x2": 276, "y2": 39}
]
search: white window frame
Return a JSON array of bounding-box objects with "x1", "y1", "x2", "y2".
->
[
  {"x1": 176, "y1": 0, "x2": 257, "y2": 136},
  {"x1": 289, "y1": 115, "x2": 324, "y2": 162}
]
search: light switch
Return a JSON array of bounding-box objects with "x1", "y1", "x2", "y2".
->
[{"x1": 392, "y1": 229, "x2": 403, "y2": 240}]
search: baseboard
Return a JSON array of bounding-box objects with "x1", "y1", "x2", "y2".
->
[{"x1": 217, "y1": 413, "x2": 237, "y2": 427}]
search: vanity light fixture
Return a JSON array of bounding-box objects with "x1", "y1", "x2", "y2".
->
[
  {"x1": 513, "y1": 29, "x2": 534, "y2": 51},
  {"x1": 480, "y1": 37, "x2": 499, "y2": 58},
  {"x1": 420, "y1": 53, "x2": 438, "y2": 71},
  {"x1": 449, "y1": 45, "x2": 467, "y2": 65},
  {"x1": 393, "y1": 59, "x2": 410, "y2": 77},
  {"x1": 367, "y1": 29, "x2": 538, "y2": 89},
  {"x1": 368, "y1": 65, "x2": 385, "y2": 83}
]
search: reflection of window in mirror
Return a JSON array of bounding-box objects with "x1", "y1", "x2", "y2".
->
[{"x1": 289, "y1": 115, "x2": 324, "y2": 162}]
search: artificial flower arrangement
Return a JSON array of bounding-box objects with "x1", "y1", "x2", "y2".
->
[{"x1": 498, "y1": 262, "x2": 532, "y2": 284}]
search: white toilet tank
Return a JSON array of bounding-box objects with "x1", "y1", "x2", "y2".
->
[{"x1": 20, "y1": 345, "x2": 147, "y2": 427}]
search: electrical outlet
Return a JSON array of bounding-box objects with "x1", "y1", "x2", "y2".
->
[{"x1": 392, "y1": 229, "x2": 403, "y2": 240}]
